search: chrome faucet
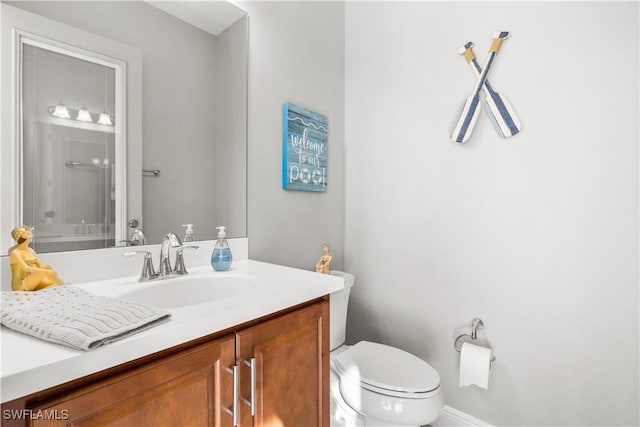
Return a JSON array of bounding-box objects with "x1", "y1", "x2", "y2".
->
[
  {"x1": 130, "y1": 229, "x2": 147, "y2": 246},
  {"x1": 120, "y1": 229, "x2": 147, "y2": 246},
  {"x1": 123, "y1": 232, "x2": 198, "y2": 281},
  {"x1": 159, "y1": 232, "x2": 182, "y2": 276}
]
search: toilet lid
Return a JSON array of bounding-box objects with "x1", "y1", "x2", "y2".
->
[{"x1": 334, "y1": 341, "x2": 440, "y2": 394}]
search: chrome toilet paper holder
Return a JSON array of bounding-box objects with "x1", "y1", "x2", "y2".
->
[{"x1": 454, "y1": 318, "x2": 496, "y2": 363}]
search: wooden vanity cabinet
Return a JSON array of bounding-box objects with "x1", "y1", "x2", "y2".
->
[
  {"x1": 237, "y1": 299, "x2": 329, "y2": 427},
  {"x1": 29, "y1": 335, "x2": 237, "y2": 427},
  {"x1": 12, "y1": 299, "x2": 329, "y2": 427}
]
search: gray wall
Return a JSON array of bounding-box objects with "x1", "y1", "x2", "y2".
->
[
  {"x1": 215, "y1": 17, "x2": 248, "y2": 237},
  {"x1": 242, "y1": 1, "x2": 346, "y2": 271},
  {"x1": 344, "y1": 1, "x2": 639, "y2": 425}
]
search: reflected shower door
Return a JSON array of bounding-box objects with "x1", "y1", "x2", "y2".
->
[{"x1": 22, "y1": 43, "x2": 117, "y2": 253}]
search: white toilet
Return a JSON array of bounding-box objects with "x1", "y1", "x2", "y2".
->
[{"x1": 329, "y1": 271, "x2": 444, "y2": 427}]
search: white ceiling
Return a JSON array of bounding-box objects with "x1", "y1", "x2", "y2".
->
[{"x1": 146, "y1": 1, "x2": 246, "y2": 36}]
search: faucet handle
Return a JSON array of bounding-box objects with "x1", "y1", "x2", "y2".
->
[
  {"x1": 130, "y1": 229, "x2": 147, "y2": 246},
  {"x1": 123, "y1": 251, "x2": 158, "y2": 282},
  {"x1": 174, "y1": 246, "x2": 199, "y2": 275}
]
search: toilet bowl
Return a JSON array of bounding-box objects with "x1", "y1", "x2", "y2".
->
[{"x1": 329, "y1": 271, "x2": 444, "y2": 427}]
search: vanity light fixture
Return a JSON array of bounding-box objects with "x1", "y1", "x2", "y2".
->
[
  {"x1": 46, "y1": 67, "x2": 115, "y2": 125},
  {"x1": 47, "y1": 104, "x2": 114, "y2": 126},
  {"x1": 76, "y1": 106, "x2": 93, "y2": 122}
]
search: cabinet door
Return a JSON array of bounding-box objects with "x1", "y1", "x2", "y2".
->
[
  {"x1": 236, "y1": 301, "x2": 329, "y2": 427},
  {"x1": 30, "y1": 335, "x2": 236, "y2": 427}
]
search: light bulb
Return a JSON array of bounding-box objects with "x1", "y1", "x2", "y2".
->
[
  {"x1": 76, "y1": 106, "x2": 92, "y2": 122},
  {"x1": 50, "y1": 103, "x2": 71, "y2": 119},
  {"x1": 98, "y1": 112, "x2": 113, "y2": 126}
]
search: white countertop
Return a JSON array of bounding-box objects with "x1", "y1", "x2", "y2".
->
[{"x1": 0, "y1": 260, "x2": 344, "y2": 403}]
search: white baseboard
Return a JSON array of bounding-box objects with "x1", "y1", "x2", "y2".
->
[{"x1": 432, "y1": 405, "x2": 493, "y2": 427}]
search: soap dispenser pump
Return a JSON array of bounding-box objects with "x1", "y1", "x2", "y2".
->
[
  {"x1": 182, "y1": 224, "x2": 195, "y2": 242},
  {"x1": 211, "y1": 226, "x2": 232, "y2": 271}
]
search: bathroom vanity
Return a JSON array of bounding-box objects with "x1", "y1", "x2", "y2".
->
[{"x1": 1, "y1": 260, "x2": 343, "y2": 427}]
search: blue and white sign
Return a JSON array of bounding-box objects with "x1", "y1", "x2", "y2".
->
[{"x1": 282, "y1": 103, "x2": 328, "y2": 192}]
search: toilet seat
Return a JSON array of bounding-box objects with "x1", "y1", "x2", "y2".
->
[{"x1": 334, "y1": 341, "x2": 441, "y2": 399}]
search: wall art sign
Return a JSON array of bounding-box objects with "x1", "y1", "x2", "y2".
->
[{"x1": 282, "y1": 103, "x2": 328, "y2": 192}]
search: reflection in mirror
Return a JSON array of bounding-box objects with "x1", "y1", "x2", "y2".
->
[
  {"x1": 22, "y1": 43, "x2": 120, "y2": 253},
  {"x1": 0, "y1": 1, "x2": 248, "y2": 254}
]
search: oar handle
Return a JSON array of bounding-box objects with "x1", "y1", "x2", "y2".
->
[
  {"x1": 489, "y1": 31, "x2": 509, "y2": 53},
  {"x1": 459, "y1": 32, "x2": 508, "y2": 60},
  {"x1": 459, "y1": 42, "x2": 476, "y2": 64},
  {"x1": 469, "y1": 32, "x2": 508, "y2": 96}
]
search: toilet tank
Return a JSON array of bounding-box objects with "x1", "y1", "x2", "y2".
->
[{"x1": 329, "y1": 271, "x2": 355, "y2": 351}]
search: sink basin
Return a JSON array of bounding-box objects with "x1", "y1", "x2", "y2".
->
[{"x1": 118, "y1": 275, "x2": 254, "y2": 309}]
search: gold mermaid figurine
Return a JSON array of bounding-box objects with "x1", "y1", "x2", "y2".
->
[
  {"x1": 315, "y1": 244, "x2": 332, "y2": 274},
  {"x1": 9, "y1": 225, "x2": 62, "y2": 291}
]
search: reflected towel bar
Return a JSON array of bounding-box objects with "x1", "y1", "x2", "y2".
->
[
  {"x1": 67, "y1": 161, "x2": 159, "y2": 177},
  {"x1": 65, "y1": 160, "x2": 107, "y2": 169}
]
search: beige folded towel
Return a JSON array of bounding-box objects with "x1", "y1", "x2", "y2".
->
[{"x1": 1, "y1": 285, "x2": 170, "y2": 351}]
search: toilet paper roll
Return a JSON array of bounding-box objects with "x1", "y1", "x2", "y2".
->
[{"x1": 459, "y1": 341, "x2": 492, "y2": 389}]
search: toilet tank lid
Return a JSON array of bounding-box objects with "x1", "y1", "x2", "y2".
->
[
  {"x1": 335, "y1": 341, "x2": 440, "y2": 394},
  {"x1": 330, "y1": 271, "x2": 354, "y2": 289}
]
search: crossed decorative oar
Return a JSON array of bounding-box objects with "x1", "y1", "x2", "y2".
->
[{"x1": 451, "y1": 32, "x2": 521, "y2": 143}]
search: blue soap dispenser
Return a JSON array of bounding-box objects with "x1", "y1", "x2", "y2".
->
[{"x1": 211, "y1": 226, "x2": 232, "y2": 271}]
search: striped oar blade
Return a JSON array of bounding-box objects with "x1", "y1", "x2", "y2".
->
[
  {"x1": 451, "y1": 95, "x2": 482, "y2": 144},
  {"x1": 451, "y1": 32, "x2": 509, "y2": 143},
  {"x1": 460, "y1": 42, "x2": 521, "y2": 138}
]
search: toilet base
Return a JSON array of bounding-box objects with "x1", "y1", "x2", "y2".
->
[
  {"x1": 331, "y1": 366, "x2": 364, "y2": 427},
  {"x1": 331, "y1": 393, "x2": 430, "y2": 427},
  {"x1": 330, "y1": 356, "x2": 442, "y2": 427}
]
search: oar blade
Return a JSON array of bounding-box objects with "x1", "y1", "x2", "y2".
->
[
  {"x1": 484, "y1": 91, "x2": 520, "y2": 138},
  {"x1": 451, "y1": 96, "x2": 482, "y2": 143}
]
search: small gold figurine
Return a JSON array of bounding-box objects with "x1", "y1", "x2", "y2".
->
[
  {"x1": 9, "y1": 225, "x2": 62, "y2": 291},
  {"x1": 315, "y1": 243, "x2": 332, "y2": 274}
]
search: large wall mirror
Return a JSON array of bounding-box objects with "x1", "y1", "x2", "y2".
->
[{"x1": 0, "y1": 0, "x2": 248, "y2": 254}]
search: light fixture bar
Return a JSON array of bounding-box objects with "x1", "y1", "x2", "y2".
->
[{"x1": 47, "y1": 105, "x2": 114, "y2": 126}]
